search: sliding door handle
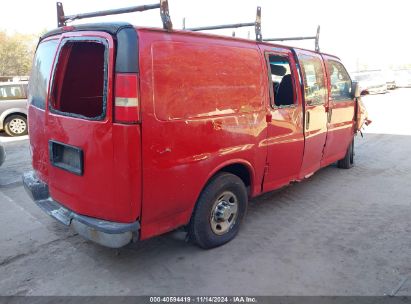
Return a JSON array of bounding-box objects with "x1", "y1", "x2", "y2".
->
[{"x1": 306, "y1": 111, "x2": 310, "y2": 130}]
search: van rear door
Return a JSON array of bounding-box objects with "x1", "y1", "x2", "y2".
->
[
  {"x1": 37, "y1": 28, "x2": 141, "y2": 224},
  {"x1": 45, "y1": 31, "x2": 122, "y2": 221}
]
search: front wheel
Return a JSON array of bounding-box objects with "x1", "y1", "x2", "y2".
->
[
  {"x1": 188, "y1": 172, "x2": 248, "y2": 249},
  {"x1": 4, "y1": 115, "x2": 28, "y2": 136},
  {"x1": 337, "y1": 139, "x2": 354, "y2": 169}
]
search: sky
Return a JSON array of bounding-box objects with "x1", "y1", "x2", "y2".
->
[{"x1": 1, "y1": 0, "x2": 410, "y2": 72}]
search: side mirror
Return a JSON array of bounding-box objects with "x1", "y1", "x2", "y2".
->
[{"x1": 351, "y1": 81, "x2": 361, "y2": 98}]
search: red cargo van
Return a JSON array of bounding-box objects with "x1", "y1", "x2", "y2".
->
[{"x1": 23, "y1": 2, "x2": 369, "y2": 249}]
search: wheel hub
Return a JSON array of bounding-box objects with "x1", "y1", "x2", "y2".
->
[
  {"x1": 214, "y1": 201, "x2": 232, "y2": 222},
  {"x1": 210, "y1": 191, "x2": 238, "y2": 235},
  {"x1": 9, "y1": 118, "x2": 26, "y2": 134}
]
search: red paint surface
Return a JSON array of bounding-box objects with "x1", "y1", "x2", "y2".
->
[{"x1": 28, "y1": 27, "x2": 365, "y2": 240}]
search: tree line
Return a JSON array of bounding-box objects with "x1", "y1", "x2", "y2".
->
[{"x1": 0, "y1": 31, "x2": 37, "y2": 76}]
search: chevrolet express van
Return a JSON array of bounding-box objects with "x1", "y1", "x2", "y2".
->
[{"x1": 23, "y1": 3, "x2": 369, "y2": 249}]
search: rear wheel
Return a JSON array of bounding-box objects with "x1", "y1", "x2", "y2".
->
[
  {"x1": 189, "y1": 172, "x2": 248, "y2": 249},
  {"x1": 4, "y1": 115, "x2": 28, "y2": 136},
  {"x1": 337, "y1": 139, "x2": 354, "y2": 169}
]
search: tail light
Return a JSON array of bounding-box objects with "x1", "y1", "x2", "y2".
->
[{"x1": 114, "y1": 73, "x2": 140, "y2": 123}]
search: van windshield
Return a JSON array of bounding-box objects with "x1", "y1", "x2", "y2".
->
[{"x1": 29, "y1": 40, "x2": 59, "y2": 109}]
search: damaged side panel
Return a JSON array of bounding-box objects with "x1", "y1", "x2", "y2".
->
[{"x1": 356, "y1": 98, "x2": 371, "y2": 132}]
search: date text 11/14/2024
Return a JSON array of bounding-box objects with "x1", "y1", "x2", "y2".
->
[{"x1": 149, "y1": 296, "x2": 257, "y2": 303}]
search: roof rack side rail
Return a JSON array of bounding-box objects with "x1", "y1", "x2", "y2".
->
[
  {"x1": 185, "y1": 6, "x2": 262, "y2": 42},
  {"x1": 56, "y1": 0, "x2": 173, "y2": 31},
  {"x1": 263, "y1": 25, "x2": 321, "y2": 52}
]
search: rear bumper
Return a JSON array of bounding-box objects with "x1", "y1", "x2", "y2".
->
[{"x1": 22, "y1": 171, "x2": 140, "y2": 248}]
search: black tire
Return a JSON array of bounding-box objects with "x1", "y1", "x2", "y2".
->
[
  {"x1": 4, "y1": 115, "x2": 28, "y2": 136},
  {"x1": 337, "y1": 139, "x2": 354, "y2": 169},
  {"x1": 189, "y1": 172, "x2": 248, "y2": 249}
]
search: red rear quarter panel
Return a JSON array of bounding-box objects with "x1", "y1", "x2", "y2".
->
[{"x1": 29, "y1": 106, "x2": 49, "y2": 183}]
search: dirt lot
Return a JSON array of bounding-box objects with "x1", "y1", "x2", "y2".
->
[{"x1": 0, "y1": 89, "x2": 411, "y2": 296}]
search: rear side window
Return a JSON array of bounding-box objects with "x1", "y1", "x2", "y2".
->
[
  {"x1": 0, "y1": 85, "x2": 26, "y2": 100},
  {"x1": 29, "y1": 40, "x2": 58, "y2": 109},
  {"x1": 299, "y1": 55, "x2": 327, "y2": 105},
  {"x1": 50, "y1": 39, "x2": 108, "y2": 120},
  {"x1": 327, "y1": 60, "x2": 352, "y2": 100}
]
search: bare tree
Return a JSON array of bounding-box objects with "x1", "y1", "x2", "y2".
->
[{"x1": 0, "y1": 31, "x2": 36, "y2": 76}]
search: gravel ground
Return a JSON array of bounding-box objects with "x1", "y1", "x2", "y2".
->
[{"x1": 0, "y1": 89, "x2": 410, "y2": 296}]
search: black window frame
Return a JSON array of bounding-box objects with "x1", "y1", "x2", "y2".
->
[
  {"x1": 265, "y1": 52, "x2": 297, "y2": 109},
  {"x1": 49, "y1": 36, "x2": 109, "y2": 121}
]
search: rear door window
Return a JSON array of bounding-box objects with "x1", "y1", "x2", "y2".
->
[
  {"x1": 327, "y1": 60, "x2": 352, "y2": 100},
  {"x1": 29, "y1": 39, "x2": 59, "y2": 109},
  {"x1": 299, "y1": 55, "x2": 327, "y2": 105},
  {"x1": 50, "y1": 38, "x2": 108, "y2": 120}
]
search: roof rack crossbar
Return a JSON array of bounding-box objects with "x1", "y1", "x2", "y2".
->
[
  {"x1": 56, "y1": 0, "x2": 173, "y2": 31},
  {"x1": 186, "y1": 22, "x2": 254, "y2": 32},
  {"x1": 263, "y1": 26, "x2": 321, "y2": 52},
  {"x1": 185, "y1": 6, "x2": 262, "y2": 41},
  {"x1": 264, "y1": 36, "x2": 316, "y2": 41}
]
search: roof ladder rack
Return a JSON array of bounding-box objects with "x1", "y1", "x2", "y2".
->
[
  {"x1": 263, "y1": 25, "x2": 321, "y2": 52},
  {"x1": 56, "y1": 0, "x2": 173, "y2": 31},
  {"x1": 184, "y1": 7, "x2": 262, "y2": 41}
]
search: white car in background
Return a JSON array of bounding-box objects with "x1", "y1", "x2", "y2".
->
[
  {"x1": 394, "y1": 70, "x2": 411, "y2": 88},
  {"x1": 0, "y1": 82, "x2": 28, "y2": 136},
  {"x1": 351, "y1": 71, "x2": 388, "y2": 94},
  {"x1": 384, "y1": 70, "x2": 396, "y2": 90}
]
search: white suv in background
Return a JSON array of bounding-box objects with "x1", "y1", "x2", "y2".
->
[{"x1": 0, "y1": 82, "x2": 28, "y2": 136}]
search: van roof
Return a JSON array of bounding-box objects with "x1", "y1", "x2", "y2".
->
[
  {"x1": 41, "y1": 22, "x2": 134, "y2": 40},
  {"x1": 137, "y1": 26, "x2": 341, "y2": 60},
  {"x1": 41, "y1": 22, "x2": 340, "y2": 60}
]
